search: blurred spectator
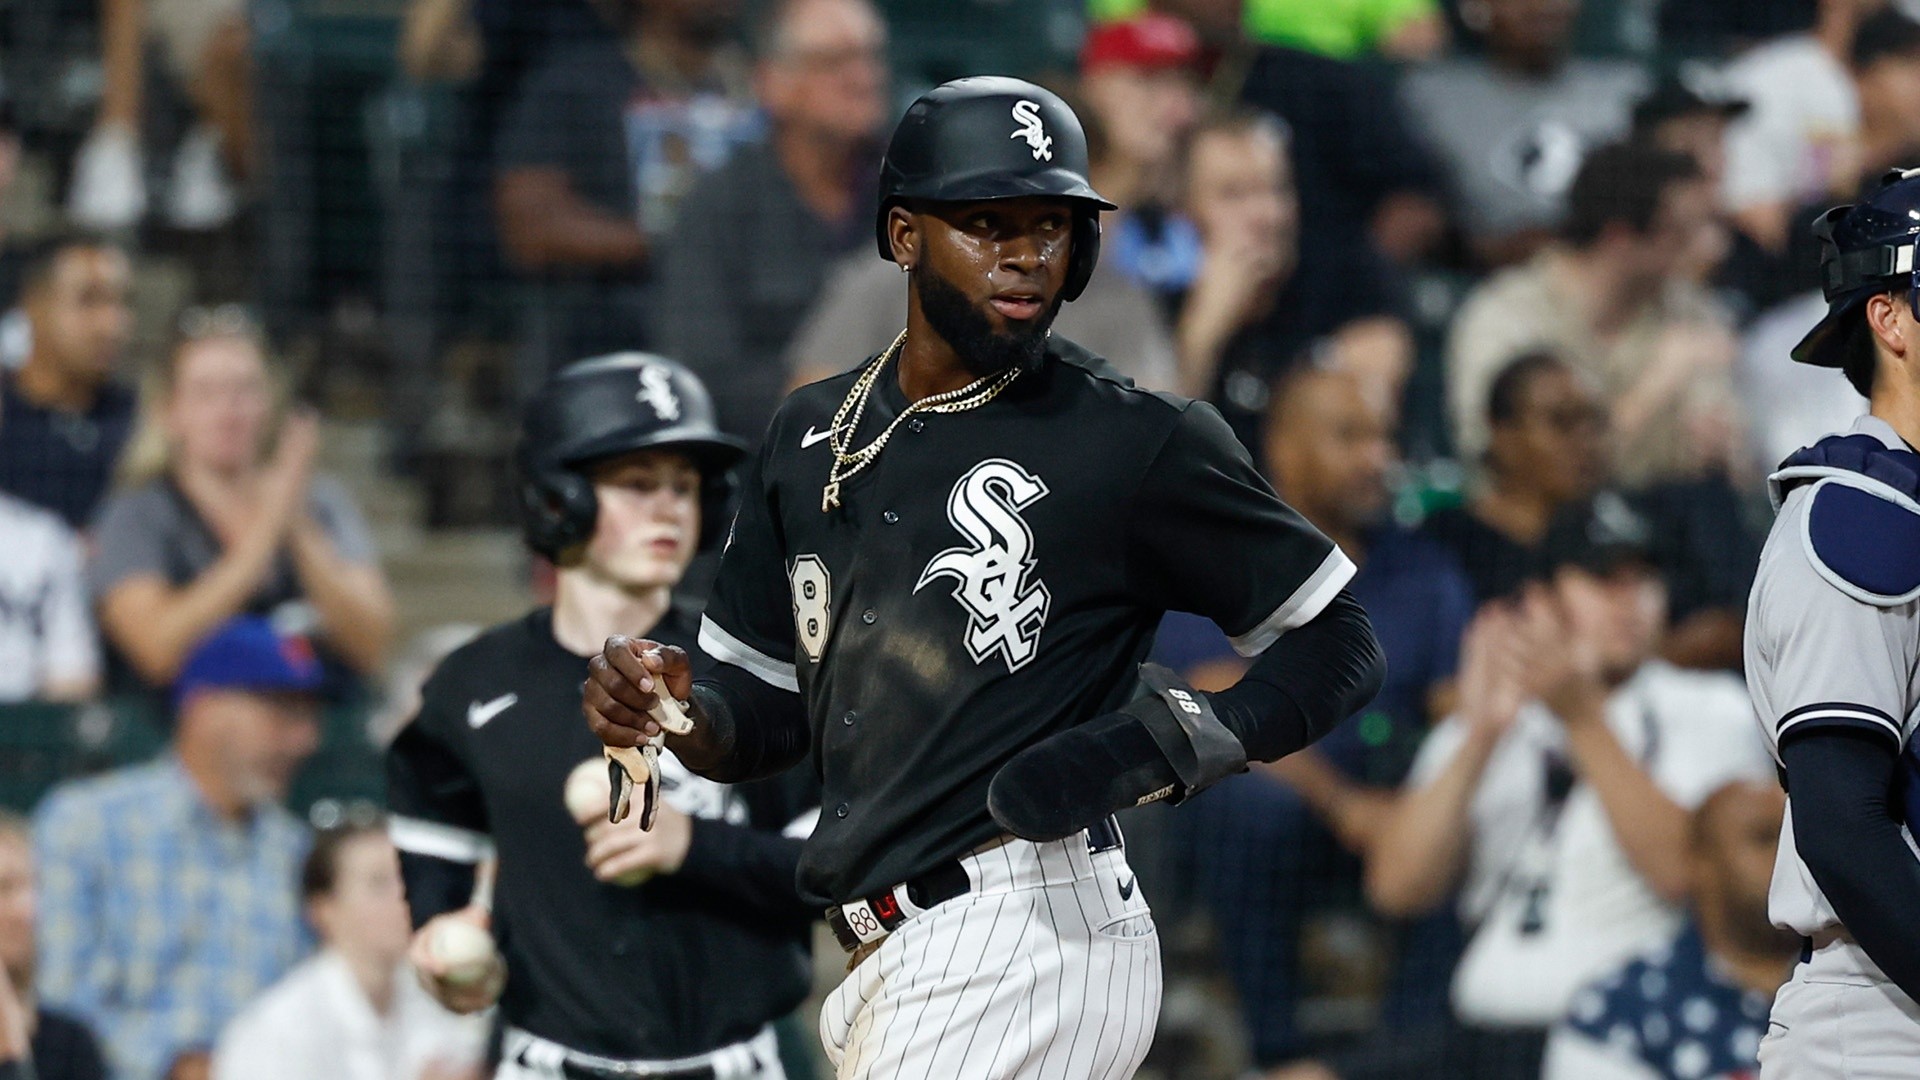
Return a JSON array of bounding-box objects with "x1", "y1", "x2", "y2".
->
[
  {"x1": 1088, "y1": 0, "x2": 1447, "y2": 59},
  {"x1": 1081, "y1": 14, "x2": 1206, "y2": 293},
  {"x1": 1446, "y1": 143, "x2": 1736, "y2": 490},
  {"x1": 1423, "y1": 351, "x2": 1608, "y2": 604},
  {"x1": 1630, "y1": 77, "x2": 1749, "y2": 294},
  {"x1": 68, "y1": 0, "x2": 252, "y2": 233},
  {"x1": 654, "y1": 0, "x2": 887, "y2": 442},
  {"x1": 1367, "y1": 496, "x2": 1772, "y2": 1080},
  {"x1": 34, "y1": 617, "x2": 320, "y2": 1080},
  {"x1": 1232, "y1": 42, "x2": 1448, "y2": 266},
  {"x1": 1400, "y1": 0, "x2": 1647, "y2": 266},
  {"x1": 1718, "y1": 0, "x2": 1873, "y2": 255},
  {"x1": 212, "y1": 821, "x2": 485, "y2": 1080},
  {"x1": 1739, "y1": 292, "x2": 1866, "y2": 472},
  {"x1": 1845, "y1": 10, "x2": 1920, "y2": 182},
  {"x1": 1170, "y1": 110, "x2": 1411, "y2": 450},
  {"x1": 0, "y1": 237, "x2": 136, "y2": 531},
  {"x1": 1542, "y1": 781, "x2": 1794, "y2": 1080},
  {"x1": 91, "y1": 307, "x2": 394, "y2": 690},
  {"x1": 0, "y1": 99, "x2": 25, "y2": 327},
  {"x1": 0, "y1": 810, "x2": 108, "y2": 1080},
  {"x1": 0, "y1": 492, "x2": 99, "y2": 702},
  {"x1": 1155, "y1": 364, "x2": 1473, "y2": 1067},
  {"x1": 493, "y1": 0, "x2": 758, "y2": 386}
]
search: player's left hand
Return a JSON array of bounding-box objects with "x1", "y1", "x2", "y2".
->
[
  {"x1": 584, "y1": 636, "x2": 696, "y2": 747},
  {"x1": 583, "y1": 800, "x2": 692, "y2": 883}
]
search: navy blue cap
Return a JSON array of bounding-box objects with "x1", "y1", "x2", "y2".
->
[{"x1": 173, "y1": 616, "x2": 325, "y2": 709}]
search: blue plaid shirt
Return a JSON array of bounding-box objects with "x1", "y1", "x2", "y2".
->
[{"x1": 33, "y1": 756, "x2": 312, "y2": 1080}]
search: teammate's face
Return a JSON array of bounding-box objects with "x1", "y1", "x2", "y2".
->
[
  {"x1": 166, "y1": 335, "x2": 275, "y2": 475},
  {"x1": 0, "y1": 835, "x2": 33, "y2": 986},
  {"x1": 195, "y1": 689, "x2": 322, "y2": 807},
  {"x1": 1553, "y1": 562, "x2": 1665, "y2": 681},
  {"x1": 1490, "y1": 365, "x2": 1607, "y2": 503},
  {"x1": 1263, "y1": 369, "x2": 1395, "y2": 536},
  {"x1": 906, "y1": 197, "x2": 1074, "y2": 376},
  {"x1": 23, "y1": 246, "x2": 132, "y2": 387},
  {"x1": 310, "y1": 833, "x2": 414, "y2": 963},
  {"x1": 584, "y1": 449, "x2": 701, "y2": 589}
]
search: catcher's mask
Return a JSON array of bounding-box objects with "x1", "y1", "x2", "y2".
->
[{"x1": 1792, "y1": 167, "x2": 1920, "y2": 369}]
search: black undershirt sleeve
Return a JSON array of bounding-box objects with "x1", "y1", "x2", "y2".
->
[
  {"x1": 1780, "y1": 727, "x2": 1920, "y2": 1001},
  {"x1": 678, "y1": 662, "x2": 812, "y2": 784},
  {"x1": 385, "y1": 722, "x2": 482, "y2": 927},
  {"x1": 989, "y1": 590, "x2": 1385, "y2": 839},
  {"x1": 675, "y1": 822, "x2": 813, "y2": 930}
]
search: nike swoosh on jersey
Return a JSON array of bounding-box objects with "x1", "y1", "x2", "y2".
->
[
  {"x1": 466, "y1": 693, "x2": 518, "y2": 729},
  {"x1": 800, "y1": 425, "x2": 843, "y2": 449},
  {"x1": 1118, "y1": 873, "x2": 1136, "y2": 901}
]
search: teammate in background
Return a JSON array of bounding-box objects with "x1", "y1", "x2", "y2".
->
[
  {"x1": 585, "y1": 78, "x2": 1385, "y2": 1078},
  {"x1": 1367, "y1": 495, "x2": 1772, "y2": 1080},
  {"x1": 386, "y1": 355, "x2": 818, "y2": 1080},
  {"x1": 1744, "y1": 168, "x2": 1920, "y2": 1076}
]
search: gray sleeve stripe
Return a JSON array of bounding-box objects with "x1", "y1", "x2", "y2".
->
[
  {"x1": 698, "y1": 615, "x2": 800, "y2": 693},
  {"x1": 1228, "y1": 547, "x2": 1359, "y2": 658},
  {"x1": 1777, "y1": 706, "x2": 1903, "y2": 744}
]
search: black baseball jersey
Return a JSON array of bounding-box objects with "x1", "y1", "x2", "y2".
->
[
  {"x1": 700, "y1": 337, "x2": 1354, "y2": 905},
  {"x1": 385, "y1": 607, "x2": 816, "y2": 1059}
]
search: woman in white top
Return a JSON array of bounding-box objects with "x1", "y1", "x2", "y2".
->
[{"x1": 213, "y1": 818, "x2": 486, "y2": 1080}]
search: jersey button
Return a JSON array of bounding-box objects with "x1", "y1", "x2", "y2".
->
[
  {"x1": 908, "y1": 418, "x2": 925, "y2": 433},
  {"x1": 842, "y1": 710, "x2": 857, "y2": 726},
  {"x1": 882, "y1": 510, "x2": 899, "y2": 524},
  {"x1": 861, "y1": 609, "x2": 876, "y2": 624},
  {"x1": 835, "y1": 803, "x2": 850, "y2": 818}
]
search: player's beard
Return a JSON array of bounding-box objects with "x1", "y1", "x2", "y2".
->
[{"x1": 914, "y1": 265, "x2": 1059, "y2": 379}]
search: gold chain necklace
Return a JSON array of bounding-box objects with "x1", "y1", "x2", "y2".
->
[{"x1": 821, "y1": 329, "x2": 1021, "y2": 512}]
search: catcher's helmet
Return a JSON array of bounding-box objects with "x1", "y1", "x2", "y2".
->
[
  {"x1": 875, "y1": 77, "x2": 1117, "y2": 302},
  {"x1": 1792, "y1": 167, "x2": 1920, "y2": 369},
  {"x1": 517, "y1": 353, "x2": 747, "y2": 560}
]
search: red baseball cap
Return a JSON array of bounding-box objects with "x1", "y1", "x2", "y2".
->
[{"x1": 1081, "y1": 14, "x2": 1202, "y2": 74}]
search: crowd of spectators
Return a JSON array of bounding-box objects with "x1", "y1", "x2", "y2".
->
[{"x1": 1, "y1": 0, "x2": 1917, "y2": 1076}]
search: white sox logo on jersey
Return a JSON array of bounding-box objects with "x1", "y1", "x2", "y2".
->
[
  {"x1": 636, "y1": 363, "x2": 681, "y2": 421},
  {"x1": 915, "y1": 459, "x2": 1052, "y2": 671},
  {"x1": 1010, "y1": 101, "x2": 1052, "y2": 161}
]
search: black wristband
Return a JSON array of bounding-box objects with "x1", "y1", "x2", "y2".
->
[{"x1": 1130, "y1": 663, "x2": 1247, "y2": 801}]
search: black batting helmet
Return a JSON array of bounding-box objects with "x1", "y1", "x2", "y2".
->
[
  {"x1": 517, "y1": 353, "x2": 747, "y2": 560},
  {"x1": 875, "y1": 76, "x2": 1117, "y2": 302},
  {"x1": 1792, "y1": 167, "x2": 1920, "y2": 370}
]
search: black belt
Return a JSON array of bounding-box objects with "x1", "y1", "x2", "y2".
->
[{"x1": 825, "y1": 817, "x2": 1123, "y2": 953}]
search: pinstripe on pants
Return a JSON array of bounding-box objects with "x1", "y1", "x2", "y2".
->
[{"x1": 820, "y1": 834, "x2": 1162, "y2": 1080}]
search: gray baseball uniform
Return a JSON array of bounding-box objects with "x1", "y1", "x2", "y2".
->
[{"x1": 1744, "y1": 414, "x2": 1920, "y2": 1078}]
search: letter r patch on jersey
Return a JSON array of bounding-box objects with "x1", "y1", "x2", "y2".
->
[{"x1": 915, "y1": 458, "x2": 1052, "y2": 672}]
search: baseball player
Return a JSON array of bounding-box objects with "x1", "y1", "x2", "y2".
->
[
  {"x1": 386, "y1": 355, "x2": 819, "y2": 1079},
  {"x1": 1745, "y1": 168, "x2": 1920, "y2": 1077},
  {"x1": 583, "y1": 77, "x2": 1386, "y2": 1079}
]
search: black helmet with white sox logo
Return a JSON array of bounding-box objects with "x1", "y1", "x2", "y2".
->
[
  {"x1": 1793, "y1": 167, "x2": 1920, "y2": 373},
  {"x1": 874, "y1": 77, "x2": 1117, "y2": 302},
  {"x1": 517, "y1": 353, "x2": 747, "y2": 559}
]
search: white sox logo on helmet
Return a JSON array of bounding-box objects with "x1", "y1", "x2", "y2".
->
[
  {"x1": 915, "y1": 458, "x2": 1052, "y2": 671},
  {"x1": 636, "y1": 363, "x2": 681, "y2": 421},
  {"x1": 1010, "y1": 100, "x2": 1052, "y2": 162}
]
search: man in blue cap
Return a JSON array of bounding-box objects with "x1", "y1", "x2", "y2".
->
[{"x1": 32, "y1": 616, "x2": 322, "y2": 1080}]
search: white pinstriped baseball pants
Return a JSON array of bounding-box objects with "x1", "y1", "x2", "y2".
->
[{"x1": 819, "y1": 833, "x2": 1162, "y2": 1080}]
